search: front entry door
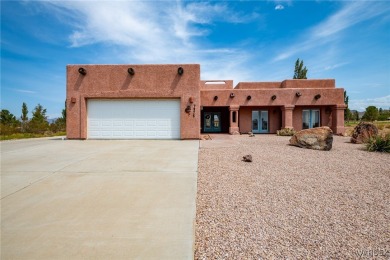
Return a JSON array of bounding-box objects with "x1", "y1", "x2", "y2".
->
[
  {"x1": 252, "y1": 110, "x2": 269, "y2": 133},
  {"x1": 204, "y1": 112, "x2": 221, "y2": 132}
]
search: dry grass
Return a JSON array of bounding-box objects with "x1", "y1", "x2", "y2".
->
[{"x1": 195, "y1": 135, "x2": 389, "y2": 259}]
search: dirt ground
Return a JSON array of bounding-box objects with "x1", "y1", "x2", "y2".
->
[{"x1": 195, "y1": 134, "x2": 389, "y2": 259}]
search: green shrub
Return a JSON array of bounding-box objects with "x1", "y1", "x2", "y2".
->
[
  {"x1": 277, "y1": 128, "x2": 296, "y2": 136},
  {"x1": 366, "y1": 134, "x2": 390, "y2": 153}
]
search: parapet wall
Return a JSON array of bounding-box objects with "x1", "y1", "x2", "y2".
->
[
  {"x1": 281, "y1": 79, "x2": 335, "y2": 88},
  {"x1": 200, "y1": 80, "x2": 233, "y2": 90}
]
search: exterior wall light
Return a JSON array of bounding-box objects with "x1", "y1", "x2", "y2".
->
[
  {"x1": 178, "y1": 67, "x2": 184, "y2": 75},
  {"x1": 247, "y1": 95, "x2": 252, "y2": 100},
  {"x1": 214, "y1": 96, "x2": 218, "y2": 101},
  {"x1": 185, "y1": 105, "x2": 191, "y2": 113},
  {"x1": 230, "y1": 93, "x2": 235, "y2": 98},
  {"x1": 315, "y1": 94, "x2": 321, "y2": 100},
  {"x1": 189, "y1": 97, "x2": 194, "y2": 103},
  {"x1": 78, "y1": 67, "x2": 87, "y2": 75},
  {"x1": 128, "y1": 68, "x2": 135, "y2": 75},
  {"x1": 296, "y1": 92, "x2": 302, "y2": 97},
  {"x1": 271, "y1": 95, "x2": 277, "y2": 100}
]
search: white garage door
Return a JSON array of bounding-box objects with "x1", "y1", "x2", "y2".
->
[{"x1": 87, "y1": 99, "x2": 180, "y2": 139}]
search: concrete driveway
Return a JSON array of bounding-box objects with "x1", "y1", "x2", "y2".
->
[{"x1": 1, "y1": 137, "x2": 199, "y2": 259}]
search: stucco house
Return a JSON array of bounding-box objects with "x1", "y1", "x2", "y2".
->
[{"x1": 66, "y1": 64, "x2": 345, "y2": 140}]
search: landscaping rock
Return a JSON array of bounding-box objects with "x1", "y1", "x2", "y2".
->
[
  {"x1": 248, "y1": 132, "x2": 255, "y2": 137},
  {"x1": 289, "y1": 126, "x2": 333, "y2": 151},
  {"x1": 242, "y1": 155, "x2": 252, "y2": 162},
  {"x1": 350, "y1": 122, "x2": 378, "y2": 144}
]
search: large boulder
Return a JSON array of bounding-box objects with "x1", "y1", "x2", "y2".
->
[
  {"x1": 350, "y1": 122, "x2": 378, "y2": 144},
  {"x1": 289, "y1": 126, "x2": 333, "y2": 151}
]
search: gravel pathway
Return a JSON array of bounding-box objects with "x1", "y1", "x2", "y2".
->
[{"x1": 195, "y1": 135, "x2": 389, "y2": 259}]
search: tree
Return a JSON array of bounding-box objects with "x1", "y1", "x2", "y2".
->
[
  {"x1": 293, "y1": 58, "x2": 308, "y2": 79},
  {"x1": 344, "y1": 91, "x2": 352, "y2": 121},
  {"x1": 378, "y1": 108, "x2": 390, "y2": 121},
  {"x1": 0, "y1": 109, "x2": 19, "y2": 135},
  {"x1": 50, "y1": 107, "x2": 66, "y2": 133},
  {"x1": 354, "y1": 111, "x2": 359, "y2": 121},
  {"x1": 362, "y1": 106, "x2": 379, "y2": 121},
  {"x1": 21, "y1": 102, "x2": 29, "y2": 132},
  {"x1": 1, "y1": 109, "x2": 18, "y2": 125},
  {"x1": 28, "y1": 104, "x2": 49, "y2": 133}
]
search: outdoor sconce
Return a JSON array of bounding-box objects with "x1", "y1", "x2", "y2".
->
[
  {"x1": 185, "y1": 105, "x2": 191, "y2": 113},
  {"x1": 296, "y1": 92, "x2": 302, "y2": 97},
  {"x1": 271, "y1": 95, "x2": 277, "y2": 100},
  {"x1": 78, "y1": 67, "x2": 87, "y2": 75},
  {"x1": 247, "y1": 95, "x2": 252, "y2": 100},
  {"x1": 315, "y1": 94, "x2": 322, "y2": 100},
  {"x1": 71, "y1": 97, "x2": 77, "y2": 103},
  {"x1": 189, "y1": 97, "x2": 194, "y2": 103},
  {"x1": 214, "y1": 96, "x2": 218, "y2": 101},
  {"x1": 178, "y1": 67, "x2": 184, "y2": 75},
  {"x1": 128, "y1": 68, "x2": 135, "y2": 75},
  {"x1": 230, "y1": 93, "x2": 235, "y2": 98}
]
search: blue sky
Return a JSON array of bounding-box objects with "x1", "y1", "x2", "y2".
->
[{"x1": 1, "y1": 0, "x2": 389, "y2": 118}]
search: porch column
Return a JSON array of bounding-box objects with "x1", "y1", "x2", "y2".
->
[
  {"x1": 229, "y1": 105, "x2": 240, "y2": 134},
  {"x1": 332, "y1": 104, "x2": 346, "y2": 135},
  {"x1": 281, "y1": 105, "x2": 295, "y2": 129}
]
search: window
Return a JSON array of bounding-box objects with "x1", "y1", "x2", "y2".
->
[{"x1": 302, "y1": 109, "x2": 320, "y2": 129}]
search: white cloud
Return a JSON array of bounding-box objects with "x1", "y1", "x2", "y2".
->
[
  {"x1": 349, "y1": 95, "x2": 390, "y2": 111},
  {"x1": 13, "y1": 88, "x2": 36, "y2": 94},
  {"x1": 275, "y1": 4, "x2": 284, "y2": 10},
  {"x1": 324, "y1": 62, "x2": 349, "y2": 71},
  {"x1": 37, "y1": 0, "x2": 257, "y2": 83},
  {"x1": 273, "y1": 1, "x2": 390, "y2": 62}
]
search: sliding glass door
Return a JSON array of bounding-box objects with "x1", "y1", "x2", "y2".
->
[
  {"x1": 252, "y1": 110, "x2": 269, "y2": 133},
  {"x1": 302, "y1": 109, "x2": 320, "y2": 129}
]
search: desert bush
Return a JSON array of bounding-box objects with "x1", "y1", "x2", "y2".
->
[
  {"x1": 0, "y1": 123, "x2": 17, "y2": 135},
  {"x1": 365, "y1": 134, "x2": 390, "y2": 153},
  {"x1": 277, "y1": 128, "x2": 296, "y2": 136}
]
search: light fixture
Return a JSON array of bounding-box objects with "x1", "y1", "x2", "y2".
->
[
  {"x1": 78, "y1": 67, "x2": 86, "y2": 75},
  {"x1": 128, "y1": 68, "x2": 135, "y2": 75},
  {"x1": 185, "y1": 105, "x2": 191, "y2": 113},
  {"x1": 271, "y1": 95, "x2": 277, "y2": 100},
  {"x1": 296, "y1": 92, "x2": 302, "y2": 97},
  {"x1": 247, "y1": 95, "x2": 252, "y2": 100},
  {"x1": 230, "y1": 93, "x2": 235, "y2": 98},
  {"x1": 178, "y1": 67, "x2": 184, "y2": 75},
  {"x1": 189, "y1": 97, "x2": 194, "y2": 103},
  {"x1": 315, "y1": 94, "x2": 321, "y2": 100},
  {"x1": 214, "y1": 96, "x2": 218, "y2": 101}
]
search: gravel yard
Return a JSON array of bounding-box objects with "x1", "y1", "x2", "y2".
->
[{"x1": 195, "y1": 135, "x2": 389, "y2": 259}]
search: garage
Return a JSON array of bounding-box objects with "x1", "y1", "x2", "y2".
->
[{"x1": 87, "y1": 99, "x2": 180, "y2": 139}]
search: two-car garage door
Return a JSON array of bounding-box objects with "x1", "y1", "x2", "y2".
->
[{"x1": 87, "y1": 99, "x2": 180, "y2": 139}]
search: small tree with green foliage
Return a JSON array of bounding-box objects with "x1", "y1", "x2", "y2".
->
[
  {"x1": 28, "y1": 104, "x2": 49, "y2": 133},
  {"x1": 50, "y1": 107, "x2": 66, "y2": 133},
  {"x1": 1, "y1": 109, "x2": 20, "y2": 135},
  {"x1": 344, "y1": 91, "x2": 353, "y2": 122},
  {"x1": 354, "y1": 111, "x2": 360, "y2": 121},
  {"x1": 293, "y1": 58, "x2": 308, "y2": 79},
  {"x1": 362, "y1": 106, "x2": 379, "y2": 121},
  {"x1": 21, "y1": 102, "x2": 29, "y2": 132},
  {"x1": 377, "y1": 108, "x2": 390, "y2": 121}
]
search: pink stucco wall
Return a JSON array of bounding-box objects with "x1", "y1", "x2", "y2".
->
[
  {"x1": 66, "y1": 64, "x2": 201, "y2": 139},
  {"x1": 66, "y1": 64, "x2": 346, "y2": 139},
  {"x1": 200, "y1": 80, "x2": 345, "y2": 134}
]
